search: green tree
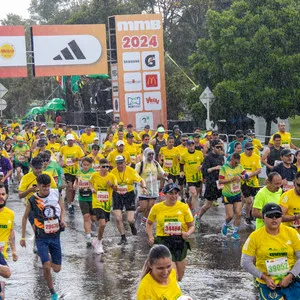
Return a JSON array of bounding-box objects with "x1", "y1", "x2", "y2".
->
[{"x1": 190, "y1": 0, "x2": 300, "y2": 135}]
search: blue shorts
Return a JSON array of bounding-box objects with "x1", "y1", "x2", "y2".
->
[
  {"x1": 258, "y1": 280, "x2": 300, "y2": 300},
  {"x1": 36, "y1": 237, "x2": 62, "y2": 265},
  {"x1": 222, "y1": 194, "x2": 241, "y2": 205}
]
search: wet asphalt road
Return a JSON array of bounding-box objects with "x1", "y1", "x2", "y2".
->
[{"x1": 4, "y1": 186, "x2": 259, "y2": 300}]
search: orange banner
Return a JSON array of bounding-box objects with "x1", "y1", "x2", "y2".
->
[
  {"x1": 112, "y1": 14, "x2": 167, "y2": 130},
  {"x1": 31, "y1": 24, "x2": 108, "y2": 77}
]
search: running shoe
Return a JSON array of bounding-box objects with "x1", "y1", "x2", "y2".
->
[
  {"x1": 117, "y1": 236, "x2": 127, "y2": 245},
  {"x1": 227, "y1": 224, "x2": 234, "y2": 232},
  {"x1": 68, "y1": 204, "x2": 74, "y2": 215},
  {"x1": 130, "y1": 224, "x2": 138, "y2": 236},
  {"x1": 221, "y1": 224, "x2": 228, "y2": 237},
  {"x1": 194, "y1": 213, "x2": 200, "y2": 229},
  {"x1": 212, "y1": 200, "x2": 219, "y2": 207},
  {"x1": 244, "y1": 218, "x2": 253, "y2": 226},
  {"x1": 94, "y1": 240, "x2": 104, "y2": 255},
  {"x1": 231, "y1": 232, "x2": 240, "y2": 240},
  {"x1": 51, "y1": 293, "x2": 58, "y2": 300},
  {"x1": 86, "y1": 235, "x2": 92, "y2": 247}
]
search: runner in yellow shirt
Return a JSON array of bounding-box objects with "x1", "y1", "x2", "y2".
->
[
  {"x1": 80, "y1": 127, "x2": 95, "y2": 154},
  {"x1": 87, "y1": 144, "x2": 104, "y2": 172},
  {"x1": 107, "y1": 140, "x2": 131, "y2": 168},
  {"x1": 269, "y1": 121, "x2": 297, "y2": 149},
  {"x1": 102, "y1": 133, "x2": 114, "y2": 157},
  {"x1": 126, "y1": 124, "x2": 141, "y2": 143},
  {"x1": 124, "y1": 133, "x2": 140, "y2": 167},
  {"x1": 52, "y1": 123, "x2": 64, "y2": 137}
]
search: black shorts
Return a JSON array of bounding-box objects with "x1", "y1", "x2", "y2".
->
[
  {"x1": 222, "y1": 194, "x2": 242, "y2": 205},
  {"x1": 154, "y1": 236, "x2": 190, "y2": 262},
  {"x1": 112, "y1": 191, "x2": 136, "y2": 211},
  {"x1": 65, "y1": 173, "x2": 76, "y2": 184},
  {"x1": 178, "y1": 176, "x2": 185, "y2": 186},
  {"x1": 187, "y1": 181, "x2": 202, "y2": 188},
  {"x1": 93, "y1": 208, "x2": 110, "y2": 222},
  {"x1": 241, "y1": 183, "x2": 259, "y2": 197},
  {"x1": 79, "y1": 201, "x2": 94, "y2": 215},
  {"x1": 204, "y1": 182, "x2": 222, "y2": 201},
  {"x1": 13, "y1": 162, "x2": 29, "y2": 175}
]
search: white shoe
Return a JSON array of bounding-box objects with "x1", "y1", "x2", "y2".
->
[{"x1": 94, "y1": 239, "x2": 104, "y2": 254}]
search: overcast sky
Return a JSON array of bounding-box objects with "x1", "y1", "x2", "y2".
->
[{"x1": 0, "y1": 0, "x2": 31, "y2": 20}]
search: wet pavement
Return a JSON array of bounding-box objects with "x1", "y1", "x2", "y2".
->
[{"x1": 4, "y1": 187, "x2": 259, "y2": 300}]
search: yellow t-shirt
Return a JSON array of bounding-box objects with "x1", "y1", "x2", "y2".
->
[
  {"x1": 139, "y1": 130, "x2": 153, "y2": 140},
  {"x1": 107, "y1": 149, "x2": 131, "y2": 168},
  {"x1": 124, "y1": 143, "x2": 139, "y2": 164},
  {"x1": 52, "y1": 128, "x2": 64, "y2": 137},
  {"x1": 46, "y1": 142, "x2": 61, "y2": 154},
  {"x1": 136, "y1": 268, "x2": 182, "y2": 300},
  {"x1": 240, "y1": 153, "x2": 262, "y2": 187},
  {"x1": 242, "y1": 224, "x2": 300, "y2": 284},
  {"x1": 0, "y1": 207, "x2": 14, "y2": 259},
  {"x1": 24, "y1": 131, "x2": 35, "y2": 147},
  {"x1": 176, "y1": 144, "x2": 187, "y2": 156},
  {"x1": 90, "y1": 172, "x2": 117, "y2": 212},
  {"x1": 270, "y1": 131, "x2": 292, "y2": 149},
  {"x1": 280, "y1": 189, "x2": 300, "y2": 231},
  {"x1": 252, "y1": 138, "x2": 263, "y2": 155},
  {"x1": 1, "y1": 149, "x2": 10, "y2": 159},
  {"x1": 18, "y1": 171, "x2": 57, "y2": 203},
  {"x1": 80, "y1": 133, "x2": 95, "y2": 152},
  {"x1": 87, "y1": 153, "x2": 105, "y2": 172},
  {"x1": 180, "y1": 150, "x2": 204, "y2": 182},
  {"x1": 10, "y1": 122, "x2": 20, "y2": 130},
  {"x1": 102, "y1": 140, "x2": 114, "y2": 157},
  {"x1": 159, "y1": 146, "x2": 180, "y2": 175},
  {"x1": 111, "y1": 166, "x2": 142, "y2": 193},
  {"x1": 59, "y1": 144, "x2": 85, "y2": 175},
  {"x1": 148, "y1": 201, "x2": 194, "y2": 236}
]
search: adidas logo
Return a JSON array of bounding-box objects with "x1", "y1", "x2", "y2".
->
[{"x1": 53, "y1": 40, "x2": 86, "y2": 61}]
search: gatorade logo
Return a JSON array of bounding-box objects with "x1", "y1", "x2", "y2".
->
[{"x1": 145, "y1": 55, "x2": 156, "y2": 67}]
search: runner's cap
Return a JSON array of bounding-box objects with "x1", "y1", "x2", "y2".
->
[
  {"x1": 93, "y1": 137, "x2": 99, "y2": 141},
  {"x1": 16, "y1": 136, "x2": 24, "y2": 142},
  {"x1": 144, "y1": 125, "x2": 150, "y2": 129},
  {"x1": 281, "y1": 149, "x2": 292, "y2": 156},
  {"x1": 163, "y1": 183, "x2": 180, "y2": 194},
  {"x1": 90, "y1": 125, "x2": 95, "y2": 128},
  {"x1": 262, "y1": 203, "x2": 282, "y2": 217},
  {"x1": 116, "y1": 140, "x2": 125, "y2": 146},
  {"x1": 157, "y1": 127, "x2": 165, "y2": 133},
  {"x1": 115, "y1": 155, "x2": 125, "y2": 163},
  {"x1": 118, "y1": 122, "x2": 124, "y2": 126},
  {"x1": 187, "y1": 140, "x2": 195, "y2": 145},
  {"x1": 211, "y1": 139, "x2": 222, "y2": 148},
  {"x1": 244, "y1": 142, "x2": 254, "y2": 150},
  {"x1": 66, "y1": 134, "x2": 75, "y2": 140},
  {"x1": 126, "y1": 133, "x2": 134, "y2": 138}
]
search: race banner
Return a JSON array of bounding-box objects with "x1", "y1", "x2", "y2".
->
[
  {"x1": 111, "y1": 14, "x2": 167, "y2": 129},
  {"x1": 31, "y1": 25, "x2": 108, "y2": 77},
  {"x1": 0, "y1": 26, "x2": 27, "y2": 78}
]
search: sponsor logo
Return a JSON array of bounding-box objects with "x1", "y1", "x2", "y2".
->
[
  {"x1": 145, "y1": 55, "x2": 155, "y2": 67},
  {"x1": 125, "y1": 93, "x2": 143, "y2": 112},
  {"x1": 111, "y1": 65, "x2": 118, "y2": 81},
  {"x1": 0, "y1": 43, "x2": 15, "y2": 59},
  {"x1": 136, "y1": 112, "x2": 154, "y2": 130},
  {"x1": 117, "y1": 20, "x2": 161, "y2": 32},
  {"x1": 114, "y1": 98, "x2": 119, "y2": 112},
  {"x1": 123, "y1": 52, "x2": 140, "y2": 71},
  {"x1": 53, "y1": 40, "x2": 86, "y2": 61},
  {"x1": 112, "y1": 83, "x2": 119, "y2": 96},
  {"x1": 142, "y1": 51, "x2": 159, "y2": 70},
  {"x1": 144, "y1": 92, "x2": 162, "y2": 111},
  {"x1": 145, "y1": 74, "x2": 158, "y2": 87},
  {"x1": 124, "y1": 72, "x2": 142, "y2": 91}
]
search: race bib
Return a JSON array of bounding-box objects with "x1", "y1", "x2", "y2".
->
[
  {"x1": 230, "y1": 182, "x2": 241, "y2": 193},
  {"x1": 164, "y1": 160, "x2": 173, "y2": 168},
  {"x1": 117, "y1": 185, "x2": 128, "y2": 195},
  {"x1": 44, "y1": 219, "x2": 60, "y2": 234},
  {"x1": 282, "y1": 143, "x2": 290, "y2": 149},
  {"x1": 66, "y1": 158, "x2": 74, "y2": 166},
  {"x1": 18, "y1": 155, "x2": 26, "y2": 162},
  {"x1": 93, "y1": 163, "x2": 101, "y2": 171},
  {"x1": 283, "y1": 181, "x2": 294, "y2": 192},
  {"x1": 266, "y1": 257, "x2": 289, "y2": 277},
  {"x1": 130, "y1": 155, "x2": 136, "y2": 164},
  {"x1": 274, "y1": 160, "x2": 281, "y2": 167},
  {"x1": 97, "y1": 191, "x2": 109, "y2": 202},
  {"x1": 164, "y1": 222, "x2": 182, "y2": 235},
  {"x1": 293, "y1": 216, "x2": 300, "y2": 228},
  {"x1": 216, "y1": 180, "x2": 224, "y2": 190},
  {"x1": 0, "y1": 241, "x2": 5, "y2": 252},
  {"x1": 78, "y1": 180, "x2": 89, "y2": 189}
]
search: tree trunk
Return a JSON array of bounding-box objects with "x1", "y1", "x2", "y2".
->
[{"x1": 265, "y1": 120, "x2": 272, "y2": 144}]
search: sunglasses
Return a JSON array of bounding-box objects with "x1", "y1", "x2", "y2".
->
[
  {"x1": 246, "y1": 148, "x2": 254, "y2": 151},
  {"x1": 101, "y1": 165, "x2": 110, "y2": 169},
  {"x1": 265, "y1": 213, "x2": 282, "y2": 219},
  {"x1": 182, "y1": 139, "x2": 188, "y2": 142},
  {"x1": 215, "y1": 146, "x2": 223, "y2": 149},
  {"x1": 148, "y1": 153, "x2": 154, "y2": 156}
]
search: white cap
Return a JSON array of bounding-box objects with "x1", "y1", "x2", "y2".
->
[
  {"x1": 90, "y1": 125, "x2": 95, "y2": 128},
  {"x1": 115, "y1": 155, "x2": 125, "y2": 162},
  {"x1": 93, "y1": 137, "x2": 99, "y2": 141},
  {"x1": 116, "y1": 140, "x2": 125, "y2": 146},
  {"x1": 177, "y1": 296, "x2": 193, "y2": 300},
  {"x1": 66, "y1": 134, "x2": 75, "y2": 140}
]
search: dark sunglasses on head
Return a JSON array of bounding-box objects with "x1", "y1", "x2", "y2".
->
[
  {"x1": 101, "y1": 165, "x2": 110, "y2": 169},
  {"x1": 265, "y1": 213, "x2": 282, "y2": 219}
]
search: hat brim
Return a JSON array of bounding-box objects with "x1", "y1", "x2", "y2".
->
[{"x1": 264, "y1": 210, "x2": 282, "y2": 217}]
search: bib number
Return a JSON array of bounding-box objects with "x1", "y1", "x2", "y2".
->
[
  {"x1": 164, "y1": 222, "x2": 182, "y2": 235},
  {"x1": 117, "y1": 185, "x2": 128, "y2": 195},
  {"x1": 18, "y1": 155, "x2": 25, "y2": 162},
  {"x1": 97, "y1": 191, "x2": 109, "y2": 202},
  {"x1": 230, "y1": 182, "x2": 240, "y2": 193},
  {"x1": 44, "y1": 219, "x2": 60, "y2": 234},
  {"x1": 78, "y1": 180, "x2": 89, "y2": 189},
  {"x1": 164, "y1": 160, "x2": 173, "y2": 168},
  {"x1": 283, "y1": 181, "x2": 294, "y2": 192},
  {"x1": 266, "y1": 257, "x2": 289, "y2": 276},
  {"x1": 130, "y1": 155, "x2": 136, "y2": 164},
  {"x1": 293, "y1": 217, "x2": 300, "y2": 228},
  {"x1": 0, "y1": 241, "x2": 5, "y2": 252},
  {"x1": 216, "y1": 180, "x2": 224, "y2": 190},
  {"x1": 66, "y1": 158, "x2": 74, "y2": 166}
]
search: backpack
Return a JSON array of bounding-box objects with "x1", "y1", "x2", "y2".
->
[{"x1": 138, "y1": 160, "x2": 159, "y2": 175}]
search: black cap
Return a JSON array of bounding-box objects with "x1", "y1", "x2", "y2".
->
[
  {"x1": 262, "y1": 203, "x2": 282, "y2": 217},
  {"x1": 187, "y1": 140, "x2": 195, "y2": 145},
  {"x1": 235, "y1": 130, "x2": 244, "y2": 138},
  {"x1": 281, "y1": 149, "x2": 292, "y2": 156},
  {"x1": 127, "y1": 124, "x2": 133, "y2": 128},
  {"x1": 211, "y1": 139, "x2": 222, "y2": 148},
  {"x1": 144, "y1": 125, "x2": 150, "y2": 129},
  {"x1": 193, "y1": 133, "x2": 201, "y2": 138},
  {"x1": 173, "y1": 125, "x2": 179, "y2": 129},
  {"x1": 246, "y1": 129, "x2": 255, "y2": 136},
  {"x1": 212, "y1": 130, "x2": 218, "y2": 135},
  {"x1": 126, "y1": 133, "x2": 134, "y2": 138},
  {"x1": 163, "y1": 183, "x2": 180, "y2": 194},
  {"x1": 37, "y1": 139, "x2": 47, "y2": 147},
  {"x1": 244, "y1": 142, "x2": 254, "y2": 150}
]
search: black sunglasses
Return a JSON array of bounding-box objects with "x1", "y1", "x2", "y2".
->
[
  {"x1": 101, "y1": 165, "x2": 110, "y2": 169},
  {"x1": 246, "y1": 148, "x2": 254, "y2": 151},
  {"x1": 215, "y1": 146, "x2": 223, "y2": 149},
  {"x1": 265, "y1": 213, "x2": 282, "y2": 219},
  {"x1": 148, "y1": 153, "x2": 154, "y2": 156}
]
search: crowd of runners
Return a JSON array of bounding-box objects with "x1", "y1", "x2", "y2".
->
[{"x1": 0, "y1": 119, "x2": 300, "y2": 299}]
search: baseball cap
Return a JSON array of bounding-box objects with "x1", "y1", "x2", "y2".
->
[
  {"x1": 205, "y1": 131, "x2": 212, "y2": 137},
  {"x1": 127, "y1": 124, "x2": 133, "y2": 128},
  {"x1": 244, "y1": 142, "x2": 254, "y2": 150},
  {"x1": 90, "y1": 125, "x2": 95, "y2": 129},
  {"x1": 235, "y1": 130, "x2": 244, "y2": 138},
  {"x1": 144, "y1": 125, "x2": 150, "y2": 129},
  {"x1": 193, "y1": 133, "x2": 200, "y2": 138},
  {"x1": 173, "y1": 125, "x2": 179, "y2": 130},
  {"x1": 163, "y1": 183, "x2": 180, "y2": 194},
  {"x1": 212, "y1": 130, "x2": 218, "y2": 135},
  {"x1": 118, "y1": 122, "x2": 124, "y2": 126},
  {"x1": 66, "y1": 134, "x2": 75, "y2": 140},
  {"x1": 116, "y1": 140, "x2": 125, "y2": 146},
  {"x1": 262, "y1": 203, "x2": 282, "y2": 217},
  {"x1": 187, "y1": 140, "x2": 195, "y2": 145},
  {"x1": 245, "y1": 129, "x2": 255, "y2": 136},
  {"x1": 115, "y1": 155, "x2": 125, "y2": 163},
  {"x1": 126, "y1": 133, "x2": 134, "y2": 138},
  {"x1": 16, "y1": 136, "x2": 24, "y2": 142},
  {"x1": 37, "y1": 139, "x2": 47, "y2": 147},
  {"x1": 93, "y1": 137, "x2": 99, "y2": 141},
  {"x1": 157, "y1": 127, "x2": 165, "y2": 133},
  {"x1": 211, "y1": 139, "x2": 222, "y2": 148},
  {"x1": 281, "y1": 149, "x2": 292, "y2": 156}
]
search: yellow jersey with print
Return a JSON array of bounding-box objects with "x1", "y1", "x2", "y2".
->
[
  {"x1": 12, "y1": 144, "x2": 30, "y2": 165},
  {"x1": 10, "y1": 122, "x2": 20, "y2": 130},
  {"x1": 87, "y1": 153, "x2": 105, "y2": 172},
  {"x1": 159, "y1": 146, "x2": 180, "y2": 175},
  {"x1": 0, "y1": 207, "x2": 14, "y2": 259},
  {"x1": 176, "y1": 144, "x2": 187, "y2": 156},
  {"x1": 59, "y1": 144, "x2": 84, "y2": 175},
  {"x1": 148, "y1": 201, "x2": 194, "y2": 236},
  {"x1": 46, "y1": 142, "x2": 61, "y2": 155},
  {"x1": 107, "y1": 149, "x2": 131, "y2": 168},
  {"x1": 24, "y1": 131, "x2": 35, "y2": 147},
  {"x1": 242, "y1": 224, "x2": 300, "y2": 284},
  {"x1": 280, "y1": 189, "x2": 300, "y2": 232},
  {"x1": 180, "y1": 150, "x2": 204, "y2": 182},
  {"x1": 240, "y1": 153, "x2": 261, "y2": 187},
  {"x1": 124, "y1": 143, "x2": 139, "y2": 164},
  {"x1": 80, "y1": 133, "x2": 95, "y2": 152},
  {"x1": 252, "y1": 138, "x2": 263, "y2": 155},
  {"x1": 90, "y1": 172, "x2": 117, "y2": 212},
  {"x1": 219, "y1": 163, "x2": 245, "y2": 197},
  {"x1": 52, "y1": 128, "x2": 64, "y2": 137},
  {"x1": 18, "y1": 171, "x2": 57, "y2": 203},
  {"x1": 136, "y1": 268, "x2": 182, "y2": 300},
  {"x1": 111, "y1": 166, "x2": 142, "y2": 193},
  {"x1": 270, "y1": 131, "x2": 292, "y2": 148},
  {"x1": 138, "y1": 130, "x2": 153, "y2": 140},
  {"x1": 102, "y1": 140, "x2": 113, "y2": 157}
]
